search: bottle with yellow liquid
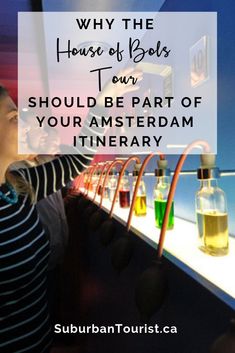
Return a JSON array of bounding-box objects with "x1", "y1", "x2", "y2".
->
[
  {"x1": 196, "y1": 155, "x2": 229, "y2": 256},
  {"x1": 132, "y1": 163, "x2": 147, "y2": 216},
  {"x1": 154, "y1": 159, "x2": 174, "y2": 229}
]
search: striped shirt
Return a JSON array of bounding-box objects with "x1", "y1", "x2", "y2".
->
[{"x1": 0, "y1": 109, "x2": 104, "y2": 352}]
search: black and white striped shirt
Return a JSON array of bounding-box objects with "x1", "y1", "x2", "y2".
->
[{"x1": 0, "y1": 106, "x2": 105, "y2": 352}]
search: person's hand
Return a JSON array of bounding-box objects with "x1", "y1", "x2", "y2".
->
[{"x1": 96, "y1": 67, "x2": 143, "y2": 106}]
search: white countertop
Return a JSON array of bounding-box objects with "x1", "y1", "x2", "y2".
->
[{"x1": 81, "y1": 190, "x2": 235, "y2": 309}]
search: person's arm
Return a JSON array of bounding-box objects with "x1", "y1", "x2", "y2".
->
[
  {"x1": 13, "y1": 154, "x2": 90, "y2": 201},
  {"x1": 15, "y1": 68, "x2": 142, "y2": 202},
  {"x1": 14, "y1": 106, "x2": 105, "y2": 202}
]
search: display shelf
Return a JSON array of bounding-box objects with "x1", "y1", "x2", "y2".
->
[{"x1": 81, "y1": 190, "x2": 235, "y2": 310}]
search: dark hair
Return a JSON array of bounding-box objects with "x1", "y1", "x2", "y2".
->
[{"x1": 0, "y1": 85, "x2": 8, "y2": 98}]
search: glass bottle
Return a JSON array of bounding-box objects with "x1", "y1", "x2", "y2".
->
[
  {"x1": 132, "y1": 164, "x2": 147, "y2": 216},
  {"x1": 196, "y1": 166, "x2": 229, "y2": 256},
  {"x1": 154, "y1": 166, "x2": 174, "y2": 230},
  {"x1": 119, "y1": 171, "x2": 130, "y2": 208},
  {"x1": 98, "y1": 171, "x2": 103, "y2": 196},
  {"x1": 92, "y1": 171, "x2": 99, "y2": 193},
  {"x1": 84, "y1": 171, "x2": 93, "y2": 192},
  {"x1": 103, "y1": 186, "x2": 109, "y2": 198},
  {"x1": 84, "y1": 171, "x2": 89, "y2": 190},
  {"x1": 99, "y1": 171, "x2": 109, "y2": 198},
  {"x1": 108, "y1": 168, "x2": 118, "y2": 203}
]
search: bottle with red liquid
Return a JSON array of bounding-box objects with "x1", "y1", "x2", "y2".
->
[{"x1": 119, "y1": 171, "x2": 130, "y2": 208}]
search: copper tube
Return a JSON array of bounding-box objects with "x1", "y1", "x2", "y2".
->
[
  {"x1": 157, "y1": 140, "x2": 210, "y2": 259},
  {"x1": 92, "y1": 162, "x2": 110, "y2": 202},
  {"x1": 84, "y1": 164, "x2": 97, "y2": 196}
]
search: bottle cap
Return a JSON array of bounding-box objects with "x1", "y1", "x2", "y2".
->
[
  {"x1": 157, "y1": 159, "x2": 168, "y2": 169},
  {"x1": 197, "y1": 167, "x2": 220, "y2": 180},
  {"x1": 109, "y1": 167, "x2": 117, "y2": 176},
  {"x1": 133, "y1": 163, "x2": 143, "y2": 176},
  {"x1": 198, "y1": 154, "x2": 219, "y2": 179},
  {"x1": 200, "y1": 154, "x2": 216, "y2": 168},
  {"x1": 155, "y1": 159, "x2": 170, "y2": 176},
  {"x1": 155, "y1": 168, "x2": 170, "y2": 177}
]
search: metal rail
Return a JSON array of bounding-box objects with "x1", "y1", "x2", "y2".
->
[{"x1": 127, "y1": 170, "x2": 235, "y2": 177}]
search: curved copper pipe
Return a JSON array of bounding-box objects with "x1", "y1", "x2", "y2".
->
[
  {"x1": 99, "y1": 160, "x2": 124, "y2": 208},
  {"x1": 109, "y1": 156, "x2": 141, "y2": 218},
  {"x1": 84, "y1": 170, "x2": 91, "y2": 192},
  {"x1": 92, "y1": 162, "x2": 110, "y2": 202},
  {"x1": 126, "y1": 152, "x2": 164, "y2": 231},
  {"x1": 84, "y1": 164, "x2": 97, "y2": 196},
  {"x1": 157, "y1": 140, "x2": 210, "y2": 259},
  {"x1": 82, "y1": 169, "x2": 90, "y2": 196}
]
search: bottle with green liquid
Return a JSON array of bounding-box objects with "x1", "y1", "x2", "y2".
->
[
  {"x1": 154, "y1": 160, "x2": 174, "y2": 229},
  {"x1": 196, "y1": 154, "x2": 229, "y2": 256}
]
